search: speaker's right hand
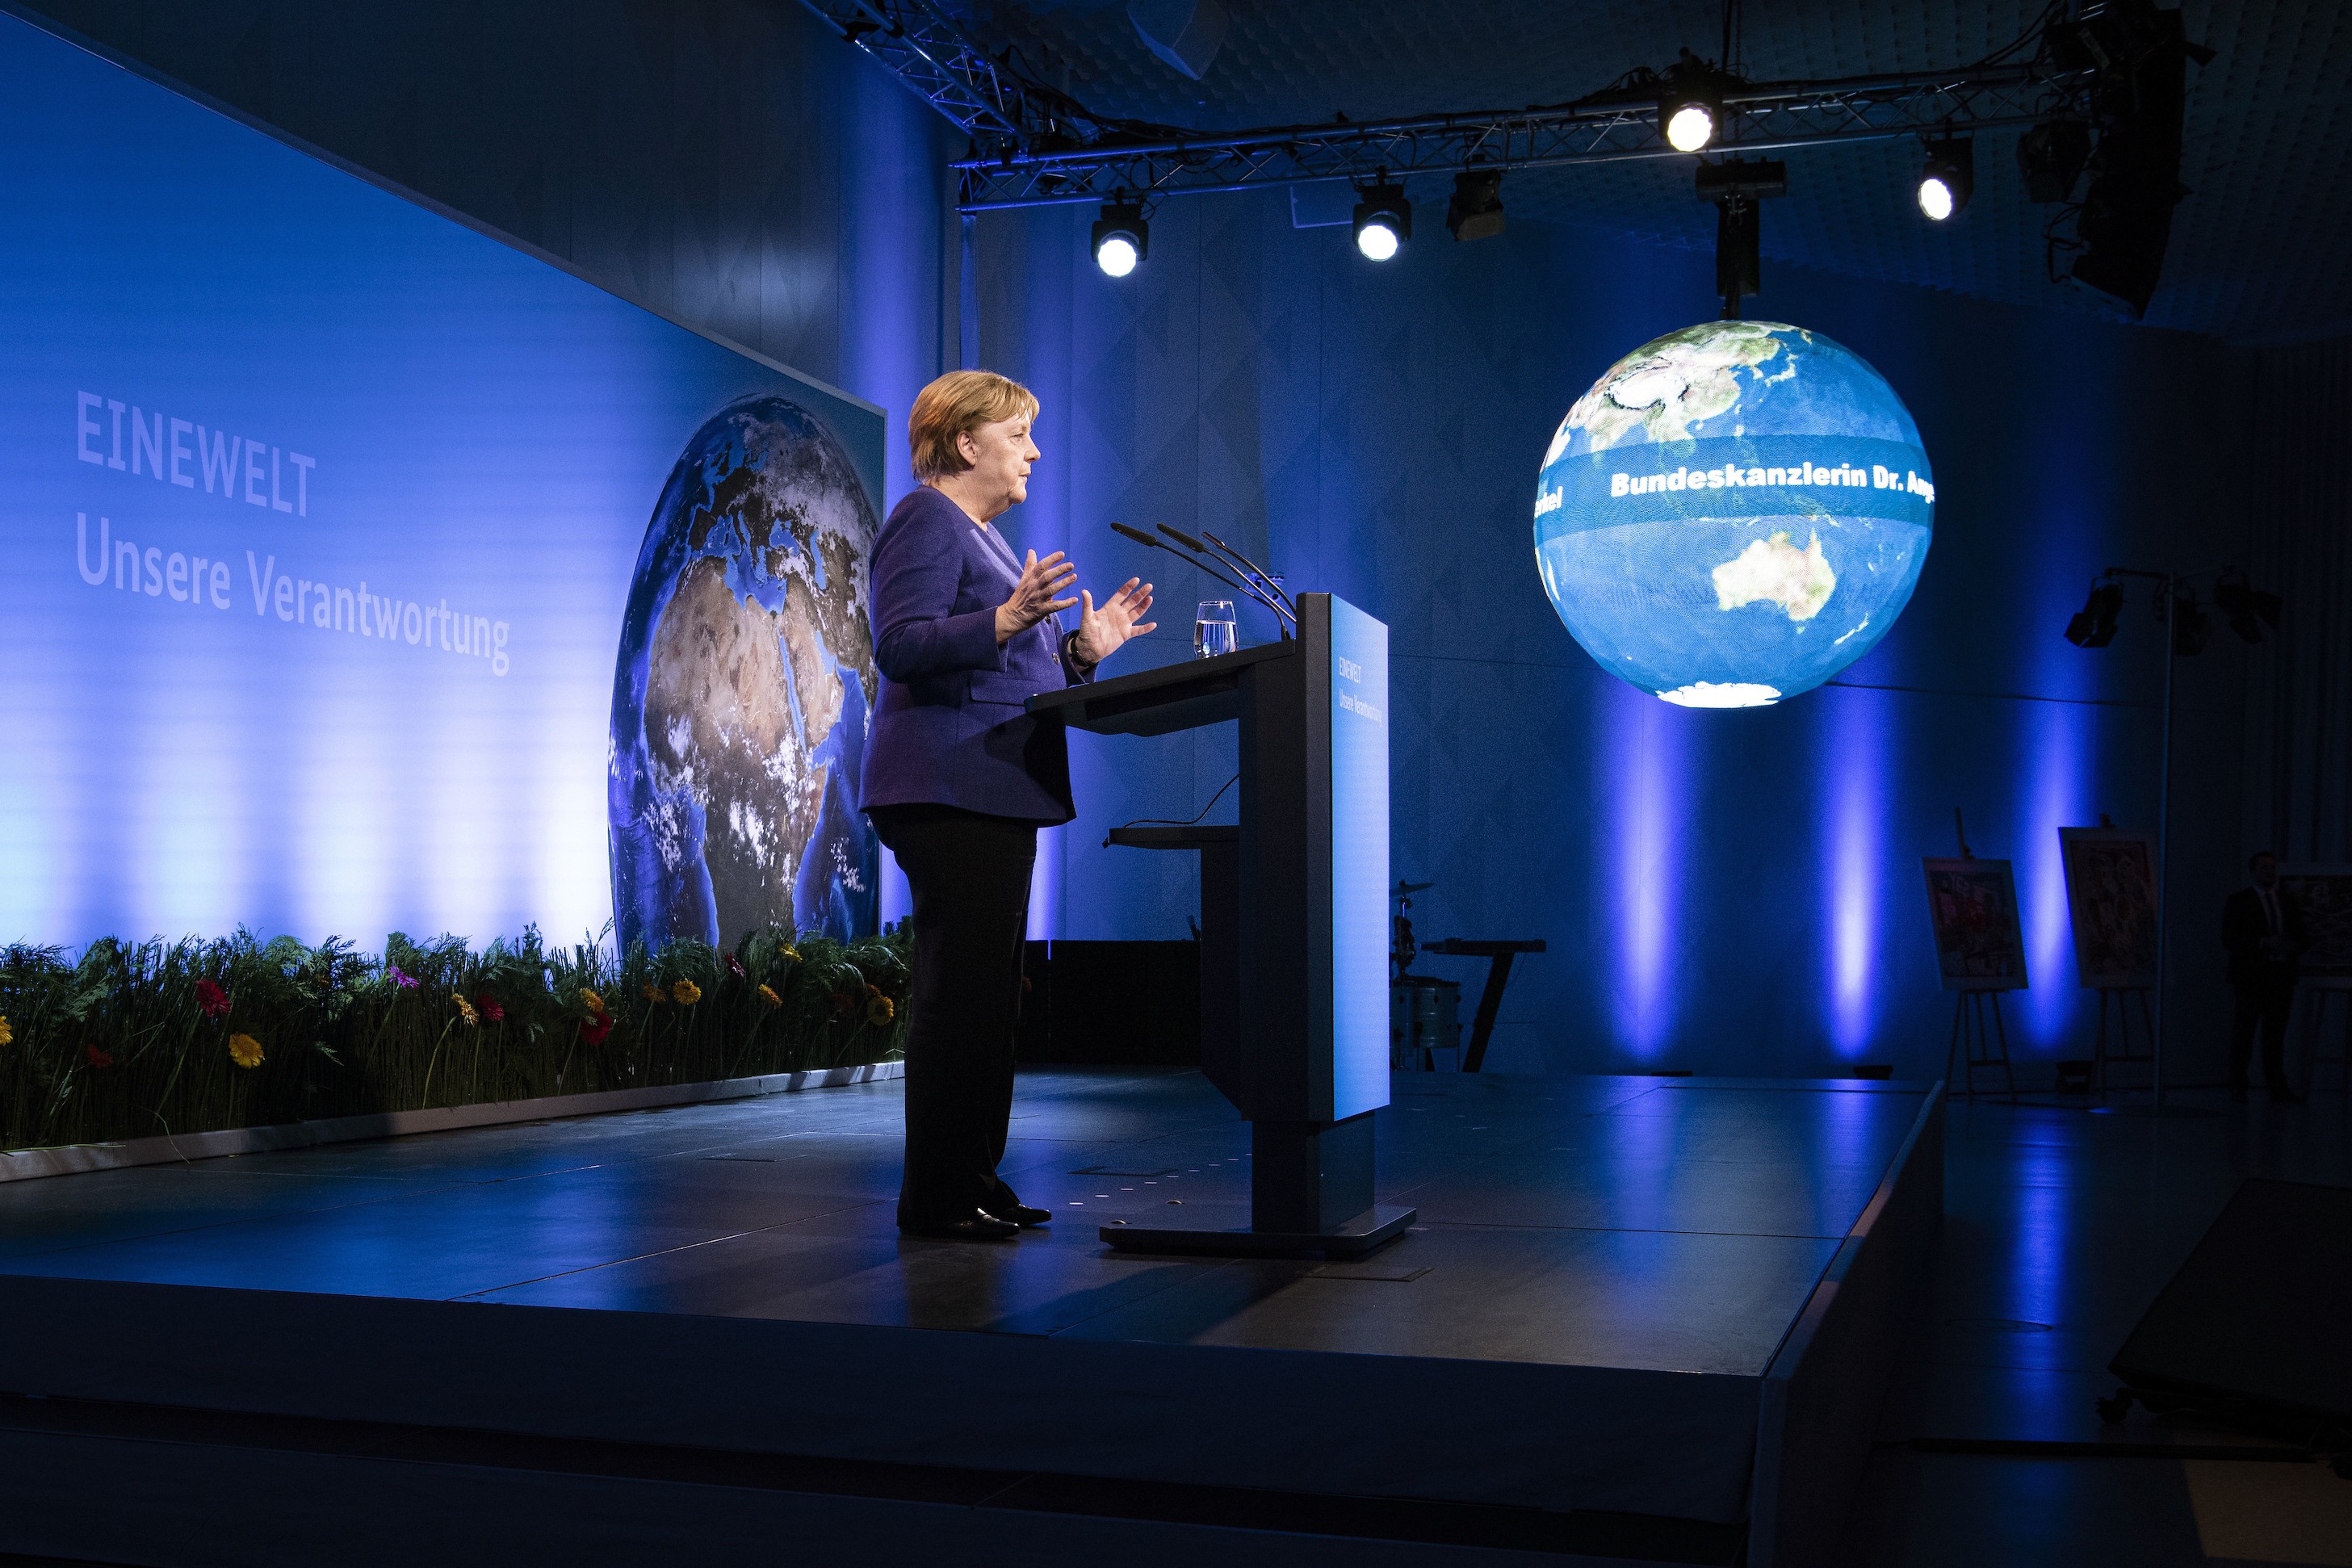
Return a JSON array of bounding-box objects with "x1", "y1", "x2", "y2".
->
[{"x1": 996, "y1": 549, "x2": 1079, "y2": 644}]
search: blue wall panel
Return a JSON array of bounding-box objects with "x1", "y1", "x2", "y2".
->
[{"x1": 978, "y1": 190, "x2": 2260, "y2": 1081}]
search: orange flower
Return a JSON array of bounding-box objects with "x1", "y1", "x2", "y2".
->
[
  {"x1": 642, "y1": 983, "x2": 665, "y2": 1004},
  {"x1": 757, "y1": 983, "x2": 782, "y2": 1008},
  {"x1": 0, "y1": 1015, "x2": 12, "y2": 1049},
  {"x1": 228, "y1": 1033, "x2": 264, "y2": 1069},
  {"x1": 671, "y1": 979, "x2": 701, "y2": 1006},
  {"x1": 866, "y1": 994, "x2": 895, "y2": 1026},
  {"x1": 452, "y1": 993, "x2": 479, "y2": 1027},
  {"x1": 578, "y1": 988, "x2": 605, "y2": 1012}
]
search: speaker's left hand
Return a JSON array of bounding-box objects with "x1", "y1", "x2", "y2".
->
[{"x1": 1075, "y1": 578, "x2": 1155, "y2": 668}]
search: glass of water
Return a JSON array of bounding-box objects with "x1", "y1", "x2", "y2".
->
[{"x1": 1194, "y1": 599, "x2": 1236, "y2": 659}]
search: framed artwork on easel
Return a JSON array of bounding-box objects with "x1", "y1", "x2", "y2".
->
[
  {"x1": 2060, "y1": 828, "x2": 2161, "y2": 989},
  {"x1": 1921, "y1": 858, "x2": 2028, "y2": 991}
]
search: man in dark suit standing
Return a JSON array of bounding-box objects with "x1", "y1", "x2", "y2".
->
[{"x1": 2223, "y1": 851, "x2": 2305, "y2": 1103}]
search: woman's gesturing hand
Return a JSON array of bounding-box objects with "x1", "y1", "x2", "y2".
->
[
  {"x1": 996, "y1": 549, "x2": 1078, "y2": 644},
  {"x1": 1074, "y1": 578, "x2": 1157, "y2": 669}
]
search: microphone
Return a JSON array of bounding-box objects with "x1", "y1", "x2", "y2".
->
[
  {"x1": 1201, "y1": 530, "x2": 1295, "y2": 621},
  {"x1": 1155, "y1": 525, "x2": 1293, "y2": 634},
  {"x1": 1109, "y1": 522, "x2": 1259, "y2": 606}
]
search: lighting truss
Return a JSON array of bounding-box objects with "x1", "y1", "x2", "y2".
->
[{"x1": 792, "y1": 3, "x2": 2094, "y2": 214}]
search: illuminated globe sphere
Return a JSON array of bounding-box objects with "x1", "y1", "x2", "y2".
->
[{"x1": 1533, "y1": 321, "x2": 1933, "y2": 708}]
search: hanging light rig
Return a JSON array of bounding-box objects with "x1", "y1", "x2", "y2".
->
[{"x1": 1092, "y1": 199, "x2": 1149, "y2": 277}]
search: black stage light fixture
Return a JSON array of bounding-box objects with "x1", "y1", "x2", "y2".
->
[
  {"x1": 1352, "y1": 181, "x2": 1411, "y2": 261},
  {"x1": 2170, "y1": 588, "x2": 2211, "y2": 656},
  {"x1": 1658, "y1": 48, "x2": 1725, "y2": 153},
  {"x1": 1446, "y1": 170, "x2": 1506, "y2": 242},
  {"x1": 2017, "y1": 119, "x2": 2093, "y2": 203},
  {"x1": 1091, "y1": 201, "x2": 1148, "y2": 278},
  {"x1": 2065, "y1": 5, "x2": 2207, "y2": 318},
  {"x1": 2212, "y1": 572, "x2": 2283, "y2": 644},
  {"x1": 1917, "y1": 136, "x2": 1974, "y2": 221},
  {"x1": 1696, "y1": 158, "x2": 1784, "y2": 320},
  {"x1": 2065, "y1": 581, "x2": 2124, "y2": 647}
]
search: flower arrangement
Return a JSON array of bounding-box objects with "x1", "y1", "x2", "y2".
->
[{"x1": 0, "y1": 922, "x2": 909, "y2": 1153}]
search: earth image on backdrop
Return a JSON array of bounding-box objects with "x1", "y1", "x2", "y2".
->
[
  {"x1": 1533, "y1": 321, "x2": 1934, "y2": 707},
  {"x1": 609, "y1": 396, "x2": 882, "y2": 952}
]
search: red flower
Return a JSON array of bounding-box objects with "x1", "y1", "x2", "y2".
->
[
  {"x1": 476, "y1": 993, "x2": 505, "y2": 1023},
  {"x1": 195, "y1": 979, "x2": 231, "y2": 1019},
  {"x1": 578, "y1": 1011, "x2": 613, "y2": 1046},
  {"x1": 725, "y1": 954, "x2": 746, "y2": 979},
  {"x1": 84, "y1": 1043, "x2": 113, "y2": 1068}
]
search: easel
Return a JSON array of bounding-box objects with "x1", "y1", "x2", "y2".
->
[
  {"x1": 1946, "y1": 990, "x2": 2018, "y2": 1101},
  {"x1": 1935, "y1": 808, "x2": 2020, "y2": 1101},
  {"x1": 2300, "y1": 978, "x2": 2352, "y2": 1095},
  {"x1": 2093, "y1": 987, "x2": 2157, "y2": 1094}
]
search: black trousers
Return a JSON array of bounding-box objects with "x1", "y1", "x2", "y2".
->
[
  {"x1": 2227, "y1": 977, "x2": 2295, "y2": 1092},
  {"x1": 868, "y1": 803, "x2": 1036, "y2": 1224}
]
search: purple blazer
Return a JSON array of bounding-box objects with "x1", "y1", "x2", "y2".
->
[{"x1": 861, "y1": 485, "x2": 1092, "y2": 824}]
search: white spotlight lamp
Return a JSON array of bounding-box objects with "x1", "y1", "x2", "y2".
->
[
  {"x1": 1352, "y1": 182, "x2": 1411, "y2": 261},
  {"x1": 1663, "y1": 98, "x2": 1717, "y2": 153},
  {"x1": 1091, "y1": 202, "x2": 1148, "y2": 277},
  {"x1": 1916, "y1": 138, "x2": 1974, "y2": 222}
]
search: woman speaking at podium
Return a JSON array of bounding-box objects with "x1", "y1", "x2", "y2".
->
[{"x1": 864, "y1": 371, "x2": 1155, "y2": 1241}]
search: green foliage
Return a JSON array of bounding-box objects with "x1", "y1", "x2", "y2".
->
[{"x1": 0, "y1": 923, "x2": 909, "y2": 1152}]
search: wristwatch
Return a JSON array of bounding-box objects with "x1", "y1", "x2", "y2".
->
[{"x1": 1063, "y1": 630, "x2": 1098, "y2": 672}]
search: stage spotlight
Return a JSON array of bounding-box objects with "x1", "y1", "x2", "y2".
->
[
  {"x1": 1658, "y1": 48, "x2": 1725, "y2": 153},
  {"x1": 2212, "y1": 572, "x2": 2283, "y2": 644},
  {"x1": 1446, "y1": 170, "x2": 1506, "y2": 242},
  {"x1": 1352, "y1": 182, "x2": 1411, "y2": 260},
  {"x1": 1917, "y1": 138, "x2": 1973, "y2": 221},
  {"x1": 1091, "y1": 202, "x2": 1147, "y2": 278},
  {"x1": 2065, "y1": 581, "x2": 2124, "y2": 648}
]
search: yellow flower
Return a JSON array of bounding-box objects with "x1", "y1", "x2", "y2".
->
[
  {"x1": 0, "y1": 1015, "x2": 12, "y2": 1049},
  {"x1": 642, "y1": 983, "x2": 665, "y2": 1004},
  {"x1": 866, "y1": 994, "x2": 896, "y2": 1026},
  {"x1": 452, "y1": 992, "x2": 478, "y2": 1027},
  {"x1": 671, "y1": 979, "x2": 702, "y2": 1005},
  {"x1": 757, "y1": 983, "x2": 782, "y2": 1008},
  {"x1": 227, "y1": 1033, "x2": 265, "y2": 1069},
  {"x1": 578, "y1": 988, "x2": 604, "y2": 1012},
  {"x1": 781, "y1": 946, "x2": 801, "y2": 963}
]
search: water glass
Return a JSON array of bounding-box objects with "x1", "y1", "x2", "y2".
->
[{"x1": 1194, "y1": 599, "x2": 1237, "y2": 659}]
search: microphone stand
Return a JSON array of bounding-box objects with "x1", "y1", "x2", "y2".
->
[
  {"x1": 1155, "y1": 526, "x2": 1293, "y2": 635},
  {"x1": 1201, "y1": 530, "x2": 1296, "y2": 622},
  {"x1": 1108, "y1": 523, "x2": 1264, "y2": 610}
]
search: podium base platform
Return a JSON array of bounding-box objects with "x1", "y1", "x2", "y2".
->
[{"x1": 1097, "y1": 1204, "x2": 1416, "y2": 1259}]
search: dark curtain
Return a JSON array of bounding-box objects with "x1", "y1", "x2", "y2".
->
[{"x1": 2247, "y1": 334, "x2": 2352, "y2": 863}]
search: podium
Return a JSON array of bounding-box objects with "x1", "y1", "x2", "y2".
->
[{"x1": 1029, "y1": 593, "x2": 1412, "y2": 1257}]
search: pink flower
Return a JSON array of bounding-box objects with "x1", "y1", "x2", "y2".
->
[
  {"x1": 476, "y1": 994, "x2": 505, "y2": 1023},
  {"x1": 195, "y1": 979, "x2": 231, "y2": 1019},
  {"x1": 388, "y1": 965, "x2": 419, "y2": 990}
]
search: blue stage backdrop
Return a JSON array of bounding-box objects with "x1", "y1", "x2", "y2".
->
[{"x1": 0, "y1": 14, "x2": 886, "y2": 950}]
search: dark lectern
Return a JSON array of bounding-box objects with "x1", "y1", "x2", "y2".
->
[{"x1": 1028, "y1": 593, "x2": 1411, "y2": 1257}]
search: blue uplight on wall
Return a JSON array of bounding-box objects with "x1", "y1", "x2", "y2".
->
[{"x1": 1607, "y1": 685, "x2": 1686, "y2": 1058}]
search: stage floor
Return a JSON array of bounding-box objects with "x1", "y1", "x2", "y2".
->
[{"x1": 0, "y1": 1068, "x2": 1940, "y2": 1566}]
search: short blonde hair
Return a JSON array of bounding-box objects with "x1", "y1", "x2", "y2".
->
[{"x1": 908, "y1": 370, "x2": 1039, "y2": 481}]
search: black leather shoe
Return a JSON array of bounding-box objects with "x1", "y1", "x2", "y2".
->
[
  {"x1": 996, "y1": 1203, "x2": 1053, "y2": 1227},
  {"x1": 899, "y1": 1209, "x2": 1019, "y2": 1241}
]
